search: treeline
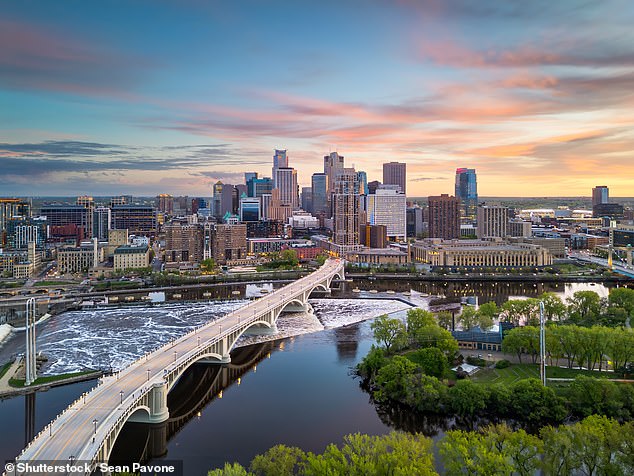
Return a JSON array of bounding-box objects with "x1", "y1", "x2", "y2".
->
[
  {"x1": 502, "y1": 324, "x2": 634, "y2": 372},
  {"x1": 359, "y1": 310, "x2": 634, "y2": 424},
  {"x1": 208, "y1": 416, "x2": 634, "y2": 476},
  {"x1": 448, "y1": 288, "x2": 634, "y2": 331}
]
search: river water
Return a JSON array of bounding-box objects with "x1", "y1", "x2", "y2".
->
[{"x1": 0, "y1": 280, "x2": 617, "y2": 473}]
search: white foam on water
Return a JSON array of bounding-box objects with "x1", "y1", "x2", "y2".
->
[{"x1": 3, "y1": 297, "x2": 412, "y2": 375}]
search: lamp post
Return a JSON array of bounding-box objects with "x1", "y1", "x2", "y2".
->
[
  {"x1": 539, "y1": 301, "x2": 546, "y2": 386},
  {"x1": 173, "y1": 351, "x2": 177, "y2": 363},
  {"x1": 92, "y1": 419, "x2": 98, "y2": 435},
  {"x1": 120, "y1": 390, "x2": 124, "y2": 404},
  {"x1": 146, "y1": 369, "x2": 150, "y2": 381}
]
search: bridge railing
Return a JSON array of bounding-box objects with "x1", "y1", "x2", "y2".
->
[{"x1": 16, "y1": 259, "x2": 343, "y2": 464}]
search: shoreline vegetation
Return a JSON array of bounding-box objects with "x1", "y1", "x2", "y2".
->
[{"x1": 206, "y1": 417, "x2": 634, "y2": 475}]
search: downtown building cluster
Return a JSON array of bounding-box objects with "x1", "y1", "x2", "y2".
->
[{"x1": 1, "y1": 152, "x2": 634, "y2": 279}]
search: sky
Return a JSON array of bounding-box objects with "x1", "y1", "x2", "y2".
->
[{"x1": 1, "y1": 0, "x2": 633, "y2": 197}]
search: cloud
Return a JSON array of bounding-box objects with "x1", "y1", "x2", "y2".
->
[
  {"x1": 0, "y1": 18, "x2": 151, "y2": 98},
  {"x1": 411, "y1": 176, "x2": 448, "y2": 182}
]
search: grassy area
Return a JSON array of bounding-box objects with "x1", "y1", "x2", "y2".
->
[
  {"x1": 0, "y1": 360, "x2": 14, "y2": 380},
  {"x1": 93, "y1": 281, "x2": 142, "y2": 291},
  {"x1": 33, "y1": 280, "x2": 73, "y2": 287},
  {"x1": 0, "y1": 282, "x2": 23, "y2": 289},
  {"x1": 9, "y1": 370, "x2": 98, "y2": 388},
  {"x1": 472, "y1": 363, "x2": 624, "y2": 385}
]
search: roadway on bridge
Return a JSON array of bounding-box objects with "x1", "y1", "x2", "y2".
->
[{"x1": 15, "y1": 259, "x2": 342, "y2": 468}]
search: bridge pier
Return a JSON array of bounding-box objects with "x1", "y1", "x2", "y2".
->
[{"x1": 148, "y1": 381, "x2": 169, "y2": 423}]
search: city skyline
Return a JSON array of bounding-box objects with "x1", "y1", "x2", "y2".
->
[{"x1": 1, "y1": 1, "x2": 634, "y2": 196}]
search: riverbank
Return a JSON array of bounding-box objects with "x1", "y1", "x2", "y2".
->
[
  {"x1": 347, "y1": 272, "x2": 632, "y2": 283},
  {"x1": 0, "y1": 360, "x2": 101, "y2": 398}
]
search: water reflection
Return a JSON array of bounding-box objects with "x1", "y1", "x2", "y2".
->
[
  {"x1": 109, "y1": 341, "x2": 276, "y2": 466},
  {"x1": 333, "y1": 326, "x2": 360, "y2": 364}
]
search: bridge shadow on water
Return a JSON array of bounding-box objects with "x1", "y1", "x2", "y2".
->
[{"x1": 107, "y1": 341, "x2": 277, "y2": 467}]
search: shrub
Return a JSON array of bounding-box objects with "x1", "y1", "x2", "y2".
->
[{"x1": 495, "y1": 359, "x2": 511, "y2": 369}]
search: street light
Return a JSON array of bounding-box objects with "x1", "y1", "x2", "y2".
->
[
  {"x1": 197, "y1": 336, "x2": 200, "y2": 347},
  {"x1": 92, "y1": 419, "x2": 98, "y2": 435},
  {"x1": 173, "y1": 351, "x2": 177, "y2": 363},
  {"x1": 120, "y1": 390, "x2": 124, "y2": 404},
  {"x1": 146, "y1": 369, "x2": 150, "y2": 381}
]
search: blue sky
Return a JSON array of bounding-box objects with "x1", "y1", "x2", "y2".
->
[{"x1": 1, "y1": 0, "x2": 634, "y2": 196}]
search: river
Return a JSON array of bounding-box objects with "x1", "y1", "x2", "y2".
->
[{"x1": 0, "y1": 280, "x2": 618, "y2": 473}]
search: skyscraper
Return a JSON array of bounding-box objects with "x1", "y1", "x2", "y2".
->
[
  {"x1": 301, "y1": 187, "x2": 313, "y2": 213},
  {"x1": 357, "y1": 171, "x2": 368, "y2": 196},
  {"x1": 455, "y1": 168, "x2": 478, "y2": 220},
  {"x1": 428, "y1": 194, "x2": 460, "y2": 239},
  {"x1": 311, "y1": 173, "x2": 328, "y2": 215},
  {"x1": 274, "y1": 167, "x2": 298, "y2": 208},
  {"x1": 324, "y1": 152, "x2": 344, "y2": 215},
  {"x1": 93, "y1": 207, "x2": 111, "y2": 240},
  {"x1": 382, "y1": 162, "x2": 407, "y2": 194},
  {"x1": 333, "y1": 168, "x2": 360, "y2": 248},
  {"x1": 364, "y1": 188, "x2": 406, "y2": 240},
  {"x1": 272, "y1": 149, "x2": 288, "y2": 187},
  {"x1": 592, "y1": 186, "x2": 609, "y2": 207}
]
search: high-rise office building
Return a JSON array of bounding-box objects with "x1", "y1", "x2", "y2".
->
[
  {"x1": 333, "y1": 168, "x2": 360, "y2": 248},
  {"x1": 274, "y1": 167, "x2": 298, "y2": 208},
  {"x1": 244, "y1": 172, "x2": 258, "y2": 184},
  {"x1": 211, "y1": 181, "x2": 235, "y2": 219},
  {"x1": 592, "y1": 186, "x2": 609, "y2": 207},
  {"x1": 476, "y1": 205, "x2": 509, "y2": 238},
  {"x1": 455, "y1": 168, "x2": 478, "y2": 220},
  {"x1": 301, "y1": 187, "x2": 312, "y2": 213},
  {"x1": 247, "y1": 177, "x2": 273, "y2": 198},
  {"x1": 428, "y1": 194, "x2": 460, "y2": 239},
  {"x1": 364, "y1": 189, "x2": 407, "y2": 240},
  {"x1": 357, "y1": 171, "x2": 368, "y2": 196},
  {"x1": 0, "y1": 198, "x2": 31, "y2": 247},
  {"x1": 156, "y1": 194, "x2": 174, "y2": 215},
  {"x1": 267, "y1": 188, "x2": 293, "y2": 222},
  {"x1": 111, "y1": 205, "x2": 157, "y2": 236},
  {"x1": 272, "y1": 149, "x2": 288, "y2": 187},
  {"x1": 239, "y1": 197, "x2": 261, "y2": 222},
  {"x1": 382, "y1": 162, "x2": 407, "y2": 194},
  {"x1": 324, "y1": 152, "x2": 344, "y2": 215},
  {"x1": 93, "y1": 207, "x2": 111, "y2": 240},
  {"x1": 311, "y1": 173, "x2": 328, "y2": 215},
  {"x1": 77, "y1": 196, "x2": 95, "y2": 239},
  {"x1": 41, "y1": 204, "x2": 89, "y2": 242}
]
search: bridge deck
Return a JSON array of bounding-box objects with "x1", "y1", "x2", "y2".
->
[{"x1": 14, "y1": 259, "x2": 343, "y2": 469}]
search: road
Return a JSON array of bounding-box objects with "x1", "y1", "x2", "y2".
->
[{"x1": 14, "y1": 259, "x2": 342, "y2": 469}]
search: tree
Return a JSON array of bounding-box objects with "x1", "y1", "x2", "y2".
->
[
  {"x1": 484, "y1": 424, "x2": 543, "y2": 476},
  {"x1": 302, "y1": 432, "x2": 437, "y2": 476},
  {"x1": 406, "y1": 309, "x2": 436, "y2": 342},
  {"x1": 200, "y1": 258, "x2": 217, "y2": 274},
  {"x1": 501, "y1": 299, "x2": 539, "y2": 326},
  {"x1": 476, "y1": 302, "x2": 498, "y2": 330},
  {"x1": 458, "y1": 306, "x2": 478, "y2": 330},
  {"x1": 436, "y1": 311, "x2": 453, "y2": 331},
  {"x1": 539, "y1": 292, "x2": 567, "y2": 322},
  {"x1": 508, "y1": 379, "x2": 566, "y2": 425},
  {"x1": 249, "y1": 445, "x2": 305, "y2": 476},
  {"x1": 414, "y1": 325, "x2": 459, "y2": 360},
  {"x1": 279, "y1": 249, "x2": 299, "y2": 267},
  {"x1": 370, "y1": 315, "x2": 407, "y2": 354},
  {"x1": 409, "y1": 347, "x2": 448, "y2": 378},
  {"x1": 566, "y1": 376, "x2": 623, "y2": 418},
  {"x1": 356, "y1": 345, "x2": 387, "y2": 381},
  {"x1": 448, "y1": 380, "x2": 489, "y2": 417},
  {"x1": 402, "y1": 373, "x2": 448, "y2": 413},
  {"x1": 608, "y1": 287, "x2": 634, "y2": 317},
  {"x1": 373, "y1": 356, "x2": 418, "y2": 403},
  {"x1": 567, "y1": 290, "x2": 603, "y2": 326},
  {"x1": 208, "y1": 463, "x2": 251, "y2": 476},
  {"x1": 439, "y1": 430, "x2": 512, "y2": 476}
]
